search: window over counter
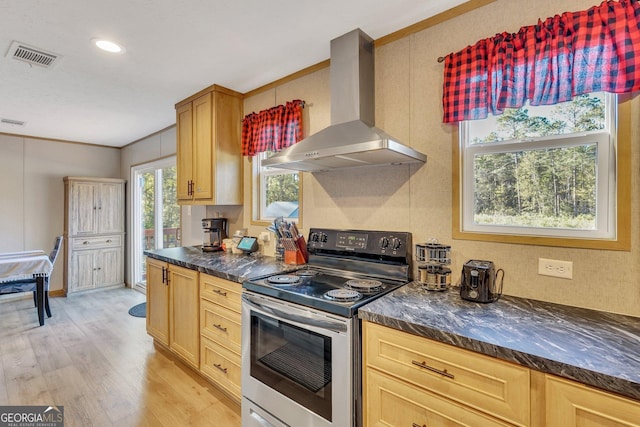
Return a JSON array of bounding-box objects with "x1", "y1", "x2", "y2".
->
[
  {"x1": 454, "y1": 93, "x2": 631, "y2": 250},
  {"x1": 252, "y1": 151, "x2": 302, "y2": 224}
]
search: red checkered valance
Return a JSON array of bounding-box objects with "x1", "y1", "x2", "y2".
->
[
  {"x1": 442, "y1": 0, "x2": 640, "y2": 123},
  {"x1": 241, "y1": 100, "x2": 304, "y2": 157}
]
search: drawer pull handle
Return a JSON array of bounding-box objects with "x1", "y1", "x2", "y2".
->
[
  {"x1": 212, "y1": 288, "x2": 227, "y2": 297},
  {"x1": 212, "y1": 323, "x2": 227, "y2": 333},
  {"x1": 83, "y1": 241, "x2": 90, "y2": 245},
  {"x1": 413, "y1": 424, "x2": 426, "y2": 427},
  {"x1": 106, "y1": 239, "x2": 112, "y2": 243},
  {"x1": 213, "y1": 363, "x2": 228, "y2": 374},
  {"x1": 411, "y1": 360, "x2": 455, "y2": 379}
]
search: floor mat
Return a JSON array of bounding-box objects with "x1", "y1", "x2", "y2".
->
[{"x1": 128, "y1": 302, "x2": 146, "y2": 318}]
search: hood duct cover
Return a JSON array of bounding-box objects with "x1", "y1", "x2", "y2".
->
[{"x1": 263, "y1": 29, "x2": 426, "y2": 172}]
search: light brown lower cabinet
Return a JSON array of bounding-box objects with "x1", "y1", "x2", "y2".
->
[
  {"x1": 200, "y1": 335, "x2": 242, "y2": 401},
  {"x1": 168, "y1": 265, "x2": 200, "y2": 369},
  {"x1": 146, "y1": 258, "x2": 169, "y2": 346},
  {"x1": 365, "y1": 368, "x2": 513, "y2": 426},
  {"x1": 146, "y1": 264, "x2": 242, "y2": 402},
  {"x1": 199, "y1": 273, "x2": 243, "y2": 403},
  {"x1": 544, "y1": 374, "x2": 640, "y2": 426},
  {"x1": 145, "y1": 259, "x2": 199, "y2": 370},
  {"x1": 362, "y1": 320, "x2": 640, "y2": 427}
]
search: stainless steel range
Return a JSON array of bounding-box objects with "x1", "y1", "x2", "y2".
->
[{"x1": 241, "y1": 228, "x2": 412, "y2": 427}]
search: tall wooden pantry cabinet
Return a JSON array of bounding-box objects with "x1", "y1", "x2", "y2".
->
[{"x1": 63, "y1": 177, "x2": 125, "y2": 295}]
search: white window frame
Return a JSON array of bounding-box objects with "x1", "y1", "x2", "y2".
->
[
  {"x1": 459, "y1": 93, "x2": 617, "y2": 240},
  {"x1": 252, "y1": 151, "x2": 302, "y2": 223},
  {"x1": 130, "y1": 156, "x2": 177, "y2": 292}
]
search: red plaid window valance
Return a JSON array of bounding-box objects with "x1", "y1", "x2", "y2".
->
[
  {"x1": 241, "y1": 100, "x2": 304, "y2": 156},
  {"x1": 442, "y1": 0, "x2": 640, "y2": 123}
]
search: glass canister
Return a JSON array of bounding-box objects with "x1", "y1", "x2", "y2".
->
[{"x1": 421, "y1": 266, "x2": 450, "y2": 291}]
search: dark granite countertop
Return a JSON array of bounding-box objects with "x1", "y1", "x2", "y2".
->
[
  {"x1": 144, "y1": 246, "x2": 295, "y2": 283},
  {"x1": 359, "y1": 282, "x2": 640, "y2": 401}
]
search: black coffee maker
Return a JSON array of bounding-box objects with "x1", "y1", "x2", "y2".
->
[{"x1": 202, "y1": 218, "x2": 228, "y2": 252}]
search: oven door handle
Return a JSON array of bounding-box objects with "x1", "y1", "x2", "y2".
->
[{"x1": 242, "y1": 293, "x2": 348, "y2": 333}]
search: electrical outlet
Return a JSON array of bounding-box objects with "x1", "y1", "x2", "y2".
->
[
  {"x1": 538, "y1": 258, "x2": 573, "y2": 279},
  {"x1": 259, "y1": 232, "x2": 270, "y2": 242}
]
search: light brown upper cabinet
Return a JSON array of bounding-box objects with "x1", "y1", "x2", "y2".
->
[{"x1": 175, "y1": 85, "x2": 243, "y2": 205}]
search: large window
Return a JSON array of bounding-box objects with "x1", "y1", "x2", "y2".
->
[
  {"x1": 455, "y1": 93, "x2": 631, "y2": 249},
  {"x1": 252, "y1": 151, "x2": 301, "y2": 223}
]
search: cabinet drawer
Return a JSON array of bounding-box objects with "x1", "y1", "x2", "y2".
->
[
  {"x1": 364, "y1": 321, "x2": 530, "y2": 426},
  {"x1": 200, "y1": 335, "x2": 241, "y2": 402},
  {"x1": 545, "y1": 374, "x2": 640, "y2": 426},
  {"x1": 200, "y1": 298, "x2": 241, "y2": 354},
  {"x1": 72, "y1": 235, "x2": 122, "y2": 250},
  {"x1": 200, "y1": 273, "x2": 241, "y2": 312},
  {"x1": 365, "y1": 369, "x2": 513, "y2": 427}
]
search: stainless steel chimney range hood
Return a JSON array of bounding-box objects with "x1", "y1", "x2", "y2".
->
[{"x1": 262, "y1": 29, "x2": 427, "y2": 172}]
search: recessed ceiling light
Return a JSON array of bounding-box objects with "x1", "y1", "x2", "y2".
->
[{"x1": 92, "y1": 38, "x2": 125, "y2": 54}]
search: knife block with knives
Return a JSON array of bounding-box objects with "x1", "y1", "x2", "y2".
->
[{"x1": 273, "y1": 217, "x2": 309, "y2": 265}]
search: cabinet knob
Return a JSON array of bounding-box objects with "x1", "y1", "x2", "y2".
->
[
  {"x1": 106, "y1": 239, "x2": 112, "y2": 243},
  {"x1": 83, "y1": 241, "x2": 90, "y2": 245}
]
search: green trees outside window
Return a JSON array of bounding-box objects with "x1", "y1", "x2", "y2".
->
[{"x1": 466, "y1": 93, "x2": 610, "y2": 231}]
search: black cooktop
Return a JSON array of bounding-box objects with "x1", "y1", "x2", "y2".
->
[
  {"x1": 243, "y1": 267, "x2": 406, "y2": 317},
  {"x1": 243, "y1": 228, "x2": 413, "y2": 317}
]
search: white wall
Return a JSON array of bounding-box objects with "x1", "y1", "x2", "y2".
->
[{"x1": 0, "y1": 133, "x2": 121, "y2": 293}]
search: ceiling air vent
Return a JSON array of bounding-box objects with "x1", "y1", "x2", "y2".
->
[{"x1": 6, "y1": 41, "x2": 62, "y2": 68}]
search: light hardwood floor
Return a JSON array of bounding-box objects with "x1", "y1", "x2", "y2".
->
[{"x1": 0, "y1": 287, "x2": 241, "y2": 427}]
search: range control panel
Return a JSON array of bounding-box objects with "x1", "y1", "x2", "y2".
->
[{"x1": 307, "y1": 228, "x2": 412, "y2": 259}]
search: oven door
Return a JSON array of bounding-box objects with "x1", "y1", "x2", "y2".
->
[{"x1": 241, "y1": 291, "x2": 353, "y2": 427}]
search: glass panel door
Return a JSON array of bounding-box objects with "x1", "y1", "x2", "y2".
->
[{"x1": 132, "y1": 157, "x2": 179, "y2": 292}]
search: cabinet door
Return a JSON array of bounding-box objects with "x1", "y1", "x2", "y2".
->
[
  {"x1": 365, "y1": 369, "x2": 513, "y2": 427},
  {"x1": 363, "y1": 321, "x2": 530, "y2": 426},
  {"x1": 146, "y1": 258, "x2": 169, "y2": 346},
  {"x1": 97, "y1": 183, "x2": 124, "y2": 234},
  {"x1": 97, "y1": 246, "x2": 123, "y2": 287},
  {"x1": 70, "y1": 250, "x2": 96, "y2": 292},
  {"x1": 192, "y1": 93, "x2": 213, "y2": 200},
  {"x1": 176, "y1": 102, "x2": 194, "y2": 200},
  {"x1": 70, "y1": 182, "x2": 97, "y2": 235},
  {"x1": 169, "y1": 265, "x2": 200, "y2": 368},
  {"x1": 546, "y1": 375, "x2": 640, "y2": 426},
  {"x1": 200, "y1": 335, "x2": 241, "y2": 402},
  {"x1": 212, "y1": 90, "x2": 242, "y2": 205}
]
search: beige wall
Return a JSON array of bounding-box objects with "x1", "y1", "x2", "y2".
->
[
  {"x1": 0, "y1": 134, "x2": 121, "y2": 293},
  {"x1": 243, "y1": 0, "x2": 640, "y2": 317}
]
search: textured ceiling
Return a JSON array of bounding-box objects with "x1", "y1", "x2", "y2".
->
[{"x1": 0, "y1": 0, "x2": 466, "y2": 147}]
